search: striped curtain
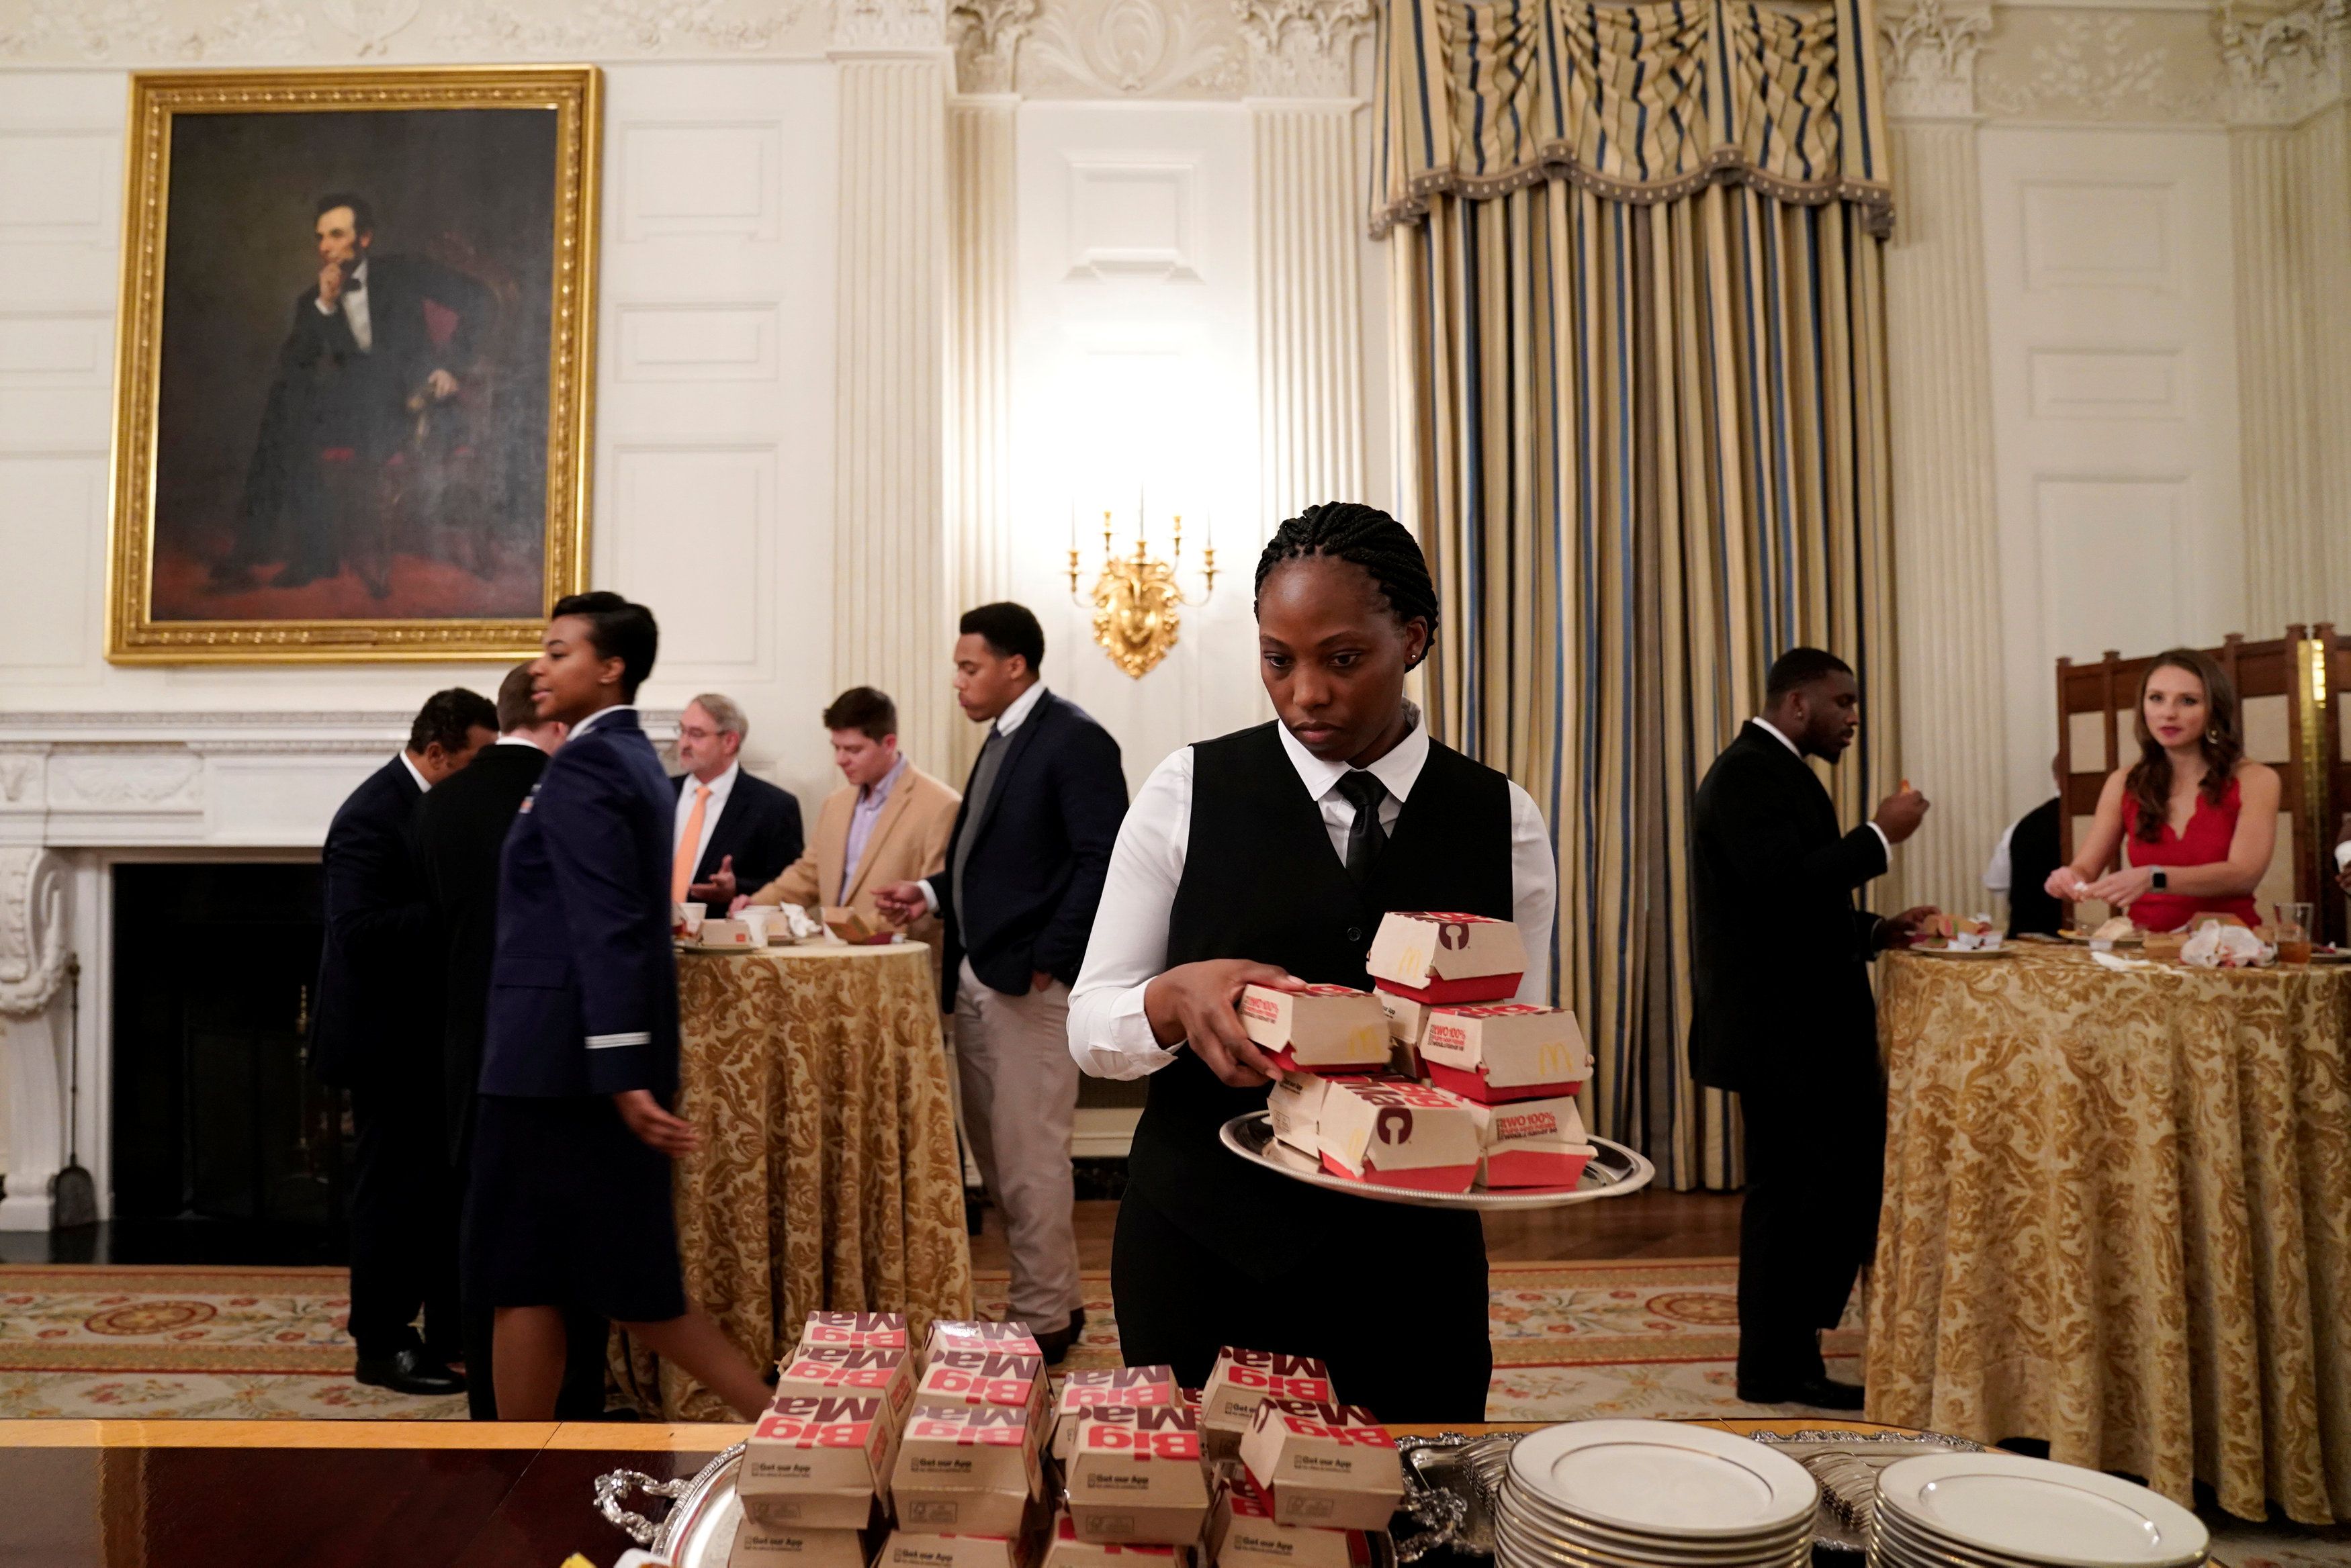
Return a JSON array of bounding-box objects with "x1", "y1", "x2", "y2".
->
[{"x1": 1376, "y1": 0, "x2": 1896, "y2": 1189}]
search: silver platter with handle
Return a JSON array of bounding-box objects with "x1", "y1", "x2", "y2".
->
[
  {"x1": 595, "y1": 1442, "x2": 749, "y2": 1568},
  {"x1": 1218, "y1": 1111, "x2": 1654, "y2": 1211}
]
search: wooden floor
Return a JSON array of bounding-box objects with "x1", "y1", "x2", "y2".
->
[{"x1": 971, "y1": 1188, "x2": 1742, "y2": 1272}]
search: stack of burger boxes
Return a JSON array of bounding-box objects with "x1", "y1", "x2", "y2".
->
[
  {"x1": 1204, "y1": 1350, "x2": 1403, "y2": 1568},
  {"x1": 1304, "y1": 912, "x2": 1599, "y2": 1192},
  {"x1": 883, "y1": 1321, "x2": 1053, "y2": 1568},
  {"x1": 737, "y1": 1312, "x2": 917, "y2": 1568}
]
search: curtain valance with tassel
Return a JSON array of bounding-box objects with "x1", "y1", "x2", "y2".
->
[{"x1": 1372, "y1": 0, "x2": 1894, "y2": 236}]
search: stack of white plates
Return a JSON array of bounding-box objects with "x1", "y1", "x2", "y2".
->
[
  {"x1": 1869, "y1": 1452, "x2": 2209, "y2": 1567},
  {"x1": 1494, "y1": 1421, "x2": 1820, "y2": 1567}
]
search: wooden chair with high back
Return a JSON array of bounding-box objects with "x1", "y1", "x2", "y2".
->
[{"x1": 2053, "y1": 629, "x2": 2332, "y2": 933}]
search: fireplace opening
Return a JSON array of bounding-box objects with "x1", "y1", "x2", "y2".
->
[{"x1": 109, "y1": 863, "x2": 349, "y2": 1254}]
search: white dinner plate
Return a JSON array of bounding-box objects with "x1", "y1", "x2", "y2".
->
[
  {"x1": 1505, "y1": 1422, "x2": 1818, "y2": 1540},
  {"x1": 1217, "y1": 1113, "x2": 1653, "y2": 1211},
  {"x1": 1908, "y1": 944, "x2": 2011, "y2": 960},
  {"x1": 1874, "y1": 1453, "x2": 2207, "y2": 1567}
]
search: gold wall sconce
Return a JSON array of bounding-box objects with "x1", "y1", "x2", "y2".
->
[{"x1": 1067, "y1": 500, "x2": 1217, "y2": 679}]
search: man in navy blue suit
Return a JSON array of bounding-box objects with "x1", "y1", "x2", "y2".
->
[
  {"x1": 312, "y1": 685, "x2": 498, "y2": 1396},
  {"x1": 465, "y1": 591, "x2": 770, "y2": 1421},
  {"x1": 876, "y1": 602, "x2": 1127, "y2": 1364}
]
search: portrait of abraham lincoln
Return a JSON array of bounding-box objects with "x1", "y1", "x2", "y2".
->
[{"x1": 110, "y1": 71, "x2": 596, "y2": 661}]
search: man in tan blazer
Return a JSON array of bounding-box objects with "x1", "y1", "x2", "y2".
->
[{"x1": 740, "y1": 688, "x2": 960, "y2": 964}]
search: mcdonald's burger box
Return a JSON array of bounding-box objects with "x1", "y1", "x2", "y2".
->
[
  {"x1": 1315, "y1": 1079, "x2": 1481, "y2": 1193},
  {"x1": 1200, "y1": 1349, "x2": 1335, "y2": 1452},
  {"x1": 1468, "y1": 1095, "x2": 1597, "y2": 1189},
  {"x1": 801, "y1": 1311, "x2": 912, "y2": 1353},
  {"x1": 893, "y1": 1401, "x2": 1046, "y2": 1536},
  {"x1": 1265, "y1": 1070, "x2": 1332, "y2": 1160},
  {"x1": 1064, "y1": 1405, "x2": 1211, "y2": 1544},
  {"x1": 926, "y1": 1319, "x2": 1045, "y2": 1367},
  {"x1": 879, "y1": 1532, "x2": 1032, "y2": 1568},
  {"x1": 732, "y1": 1518, "x2": 881, "y2": 1568},
  {"x1": 777, "y1": 1345, "x2": 919, "y2": 1424},
  {"x1": 917, "y1": 1350, "x2": 1049, "y2": 1426},
  {"x1": 1364, "y1": 913, "x2": 1525, "y2": 1005},
  {"x1": 740, "y1": 1395, "x2": 900, "y2": 1530},
  {"x1": 1045, "y1": 1512, "x2": 1190, "y2": 1568},
  {"x1": 1373, "y1": 991, "x2": 1433, "y2": 1076},
  {"x1": 1418, "y1": 1005, "x2": 1589, "y2": 1104},
  {"x1": 1053, "y1": 1365, "x2": 1181, "y2": 1462},
  {"x1": 1237, "y1": 1401, "x2": 1401, "y2": 1532},
  {"x1": 1238, "y1": 985, "x2": 1390, "y2": 1074},
  {"x1": 1210, "y1": 1477, "x2": 1370, "y2": 1568}
]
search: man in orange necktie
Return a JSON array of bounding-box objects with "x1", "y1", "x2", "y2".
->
[{"x1": 669, "y1": 693, "x2": 803, "y2": 915}]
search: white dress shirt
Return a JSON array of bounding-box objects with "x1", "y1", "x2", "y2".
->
[
  {"x1": 1067, "y1": 708, "x2": 1558, "y2": 1080},
  {"x1": 673, "y1": 759, "x2": 740, "y2": 875},
  {"x1": 1982, "y1": 819, "x2": 2017, "y2": 894},
  {"x1": 398, "y1": 750, "x2": 431, "y2": 794},
  {"x1": 1750, "y1": 715, "x2": 1891, "y2": 860},
  {"x1": 919, "y1": 683, "x2": 1049, "y2": 914},
  {"x1": 316, "y1": 257, "x2": 373, "y2": 351}
]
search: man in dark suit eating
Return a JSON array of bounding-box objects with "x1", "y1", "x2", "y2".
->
[{"x1": 1689, "y1": 647, "x2": 1935, "y2": 1410}]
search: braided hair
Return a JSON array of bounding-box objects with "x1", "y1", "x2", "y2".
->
[{"x1": 1253, "y1": 502, "x2": 1440, "y2": 668}]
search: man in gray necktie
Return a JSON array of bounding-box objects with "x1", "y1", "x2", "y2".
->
[{"x1": 876, "y1": 604, "x2": 1128, "y2": 1365}]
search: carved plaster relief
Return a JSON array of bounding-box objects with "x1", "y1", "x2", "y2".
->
[
  {"x1": 832, "y1": 0, "x2": 949, "y2": 50},
  {"x1": 1021, "y1": 0, "x2": 1242, "y2": 98},
  {"x1": 0, "y1": 0, "x2": 815, "y2": 61},
  {"x1": 2219, "y1": 0, "x2": 2349, "y2": 124},
  {"x1": 1881, "y1": 0, "x2": 1992, "y2": 120},
  {"x1": 1976, "y1": 9, "x2": 2223, "y2": 123},
  {"x1": 0, "y1": 849, "x2": 67, "y2": 1020}
]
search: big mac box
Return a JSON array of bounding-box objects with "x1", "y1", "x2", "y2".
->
[
  {"x1": 1468, "y1": 1095, "x2": 1596, "y2": 1189},
  {"x1": 1053, "y1": 1365, "x2": 1180, "y2": 1462},
  {"x1": 879, "y1": 1533, "x2": 1033, "y2": 1568},
  {"x1": 1265, "y1": 1070, "x2": 1331, "y2": 1160},
  {"x1": 893, "y1": 1402, "x2": 1046, "y2": 1536},
  {"x1": 733, "y1": 1520, "x2": 881, "y2": 1568},
  {"x1": 1365, "y1": 913, "x2": 1525, "y2": 1005},
  {"x1": 926, "y1": 1319, "x2": 1045, "y2": 1367},
  {"x1": 802, "y1": 1311, "x2": 912, "y2": 1353},
  {"x1": 1237, "y1": 1401, "x2": 1401, "y2": 1532},
  {"x1": 1210, "y1": 1479, "x2": 1369, "y2": 1568},
  {"x1": 1418, "y1": 1005, "x2": 1589, "y2": 1104},
  {"x1": 1239, "y1": 985, "x2": 1390, "y2": 1074},
  {"x1": 917, "y1": 1350, "x2": 1049, "y2": 1428},
  {"x1": 1315, "y1": 1079, "x2": 1480, "y2": 1193},
  {"x1": 695, "y1": 917, "x2": 759, "y2": 948},
  {"x1": 740, "y1": 1395, "x2": 900, "y2": 1530},
  {"x1": 1064, "y1": 1405, "x2": 1211, "y2": 1544},
  {"x1": 825, "y1": 906, "x2": 897, "y2": 946},
  {"x1": 1373, "y1": 992, "x2": 1434, "y2": 1077},
  {"x1": 1044, "y1": 1513, "x2": 1188, "y2": 1568},
  {"x1": 776, "y1": 1344, "x2": 918, "y2": 1424},
  {"x1": 1200, "y1": 1349, "x2": 1333, "y2": 1453}
]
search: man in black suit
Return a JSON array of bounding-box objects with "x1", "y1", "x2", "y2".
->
[
  {"x1": 313, "y1": 685, "x2": 498, "y2": 1397},
  {"x1": 670, "y1": 692, "x2": 804, "y2": 915},
  {"x1": 1984, "y1": 759, "x2": 2064, "y2": 939},
  {"x1": 1689, "y1": 647, "x2": 1935, "y2": 1410},
  {"x1": 876, "y1": 603, "x2": 1127, "y2": 1364},
  {"x1": 416, "y1": 664, "x2": 603, "y2": 1420},
  {"x1": 221, "y1": 192, "x2": 493, "y2": 594}
]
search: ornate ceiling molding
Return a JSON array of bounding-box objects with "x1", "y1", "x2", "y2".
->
[
  {"x1": 0, "y1": 0, "x2": 817, "y2": 61},
  {"x1": 1881, "y1": 0, "x2": 1993, "y2": 118},
  {"x1": 1976, "y1": 7, "x2": 2220, "y2": 124},
  {"x1": 1233, "y1": 0, "x2": 1372, "y2": 97},
  {"x1": 2219, "y1": 0, "x2": 2349, "y2": 124}
]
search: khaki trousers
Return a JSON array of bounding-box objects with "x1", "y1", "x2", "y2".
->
[{"x1": 952, "y1": 958, "x2": 1081, "y2": 1334}]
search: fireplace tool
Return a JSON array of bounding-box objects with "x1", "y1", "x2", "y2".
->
[{"x1": 52, "y1": 955, "x2": 95, "y2": 1230}]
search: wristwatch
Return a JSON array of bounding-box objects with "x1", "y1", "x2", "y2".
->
[{"x1": 2151, "y1": 868, "x2": 2169, "y2": 893}]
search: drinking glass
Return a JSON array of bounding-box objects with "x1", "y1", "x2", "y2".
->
[{"x1": 2275, "y1": 901, "x2": 2313, "y2": 964}]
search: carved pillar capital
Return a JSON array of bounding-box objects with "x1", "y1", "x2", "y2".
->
[
  {"x1": 2219, "y1": 0, "x2": 2349, "y2": 126},
  {"x1": 952, "y1": 0, "x2": 1038, "y2": 91},
  {"x1": 832, "y1": 0, "x2": 953, "y2": 54},
  {"x1": 1879, "y1": 0, "x2": 1992, "y2": 121},
  {"x1": 1233, "y1": 0, "x2": 1373, "y2": 99}
]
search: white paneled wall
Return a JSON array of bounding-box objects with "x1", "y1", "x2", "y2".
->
[
  {"x1": 1010, "y1": 102, "x2": 1268, "y2": 796},
  {"x1": 1978, "y1": 128, "x2": 2245, "y2": 816}
]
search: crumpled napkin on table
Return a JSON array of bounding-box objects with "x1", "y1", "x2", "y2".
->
[
  {"x1": 2180, "y1": 922, "x2": 2273, "y2": 969},
  {"x1": 2091, "y1": 950, "x2": 2162, "y2": 972}
]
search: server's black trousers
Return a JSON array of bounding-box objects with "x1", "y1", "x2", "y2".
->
[
  {"x1": 1734, "y1": 1065, "x2": 1886, "y2": 1390},
  {"x1": 347, "y1": 1075, "x2": 461, "y2": 1361}
]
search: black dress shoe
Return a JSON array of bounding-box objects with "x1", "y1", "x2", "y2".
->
[
  {"x1": 1736, "y1": 1373, "x2": 1865, "y2": 1411},
  {"x1": 1036, "y1": 1307, "x2": 1088, "y2": 1366},
  {"x1": 354, "y1": 1348, "x2": 468, "y2": 1396}
]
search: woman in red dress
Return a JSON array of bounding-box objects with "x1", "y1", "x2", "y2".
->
[{"x1": 2045, "y1": 647, "x2": 2279, "y2": 930}]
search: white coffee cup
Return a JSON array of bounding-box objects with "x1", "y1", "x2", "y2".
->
[
  {"x1": 674, "y1": 900, "x2": 706, "y2": 938},
  {"x1": 738, "y1": 905, "x2": 775, "y2": 943}
]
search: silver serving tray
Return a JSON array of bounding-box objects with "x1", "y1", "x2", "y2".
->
[
  {"x1": 596, "y1": 1442, "x2": 752, "y2": 1568},
  {"x1": 1219, "y1": 1113, "x2": 1654, "y2": 1211}
]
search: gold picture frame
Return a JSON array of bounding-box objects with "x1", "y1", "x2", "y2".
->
[{"x1": 105, "y1": 66, "x2": 601, "y2": 663}]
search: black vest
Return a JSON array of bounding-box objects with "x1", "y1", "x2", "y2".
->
[
  {"x1": 2005, "y1": 796, "x2": 2064, "y2": 938},
  {"x1": 1127, "y1": 722, "x2": 1515, "y2": 1278}
]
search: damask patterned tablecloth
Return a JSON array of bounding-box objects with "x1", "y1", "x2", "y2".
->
[
  {"x1": 614, "y1": 941, "x2": 973, "y2": 1421},
  {"x1": 1865, "y1": 944, "x2": 2351, "y2": 1523}
]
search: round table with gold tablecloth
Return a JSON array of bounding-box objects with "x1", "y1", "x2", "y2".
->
[
  {"x1": 1865, "y1": 942, "x2": 2351, "y2": 1524},
  {"x1": 614, "y1": 939, "x2": 973, "y2": 1421}
]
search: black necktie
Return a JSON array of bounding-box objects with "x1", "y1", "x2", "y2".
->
[{"x1": 1336, "y1": 770, "x2": 1390, "y2": 884}]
